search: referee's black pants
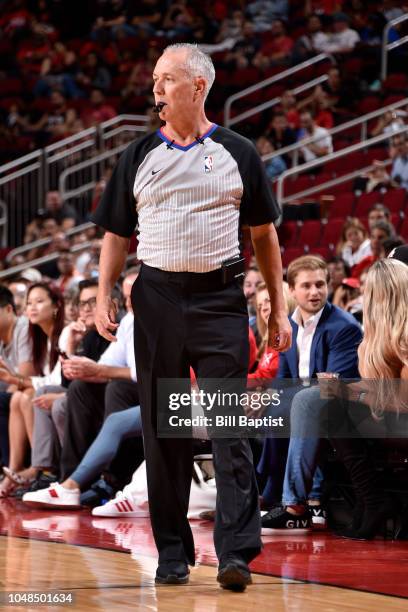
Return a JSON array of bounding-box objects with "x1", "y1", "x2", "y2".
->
[{"x1": 131, "y1": 263, "x2": 262, "y2": 566}]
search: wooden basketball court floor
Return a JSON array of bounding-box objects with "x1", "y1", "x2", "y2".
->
[{"x1": 1, "y1": 499, "x2": 407, "y2": 611}]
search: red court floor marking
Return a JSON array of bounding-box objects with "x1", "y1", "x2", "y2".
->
[{"x1": 1, "y1": 499, "x2": 407, "y2": 598}]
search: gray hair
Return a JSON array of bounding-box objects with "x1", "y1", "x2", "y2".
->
[{"x1": 162, "y1": 43, "x2": 215, "y2": 99}]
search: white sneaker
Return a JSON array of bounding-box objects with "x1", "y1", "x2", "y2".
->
[
  {"x1": 92, "y1": 492, "x2": 149, "y2": 518},
  {"x1": 22, "y1": 483, "x2": 81, "y2": 509}
]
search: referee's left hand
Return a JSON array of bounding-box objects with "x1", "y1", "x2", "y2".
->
[{"x1": 267, "y1": 312, "x2": 292, "y2": 352}]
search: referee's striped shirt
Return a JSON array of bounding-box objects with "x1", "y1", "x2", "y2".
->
[{"x1": 92, "y1": 124, "x2": 280, "y2": 273}]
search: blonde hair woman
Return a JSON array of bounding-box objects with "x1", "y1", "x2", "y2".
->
[
  {"x1": 333, "y1": 258, "x2": 408, "y2": 539},
  {"x1": 248, "y1": 282, "x2": 295, "y2": 385}
]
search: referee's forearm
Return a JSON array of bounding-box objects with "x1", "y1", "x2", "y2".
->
[
  {"x1": 98, "y1": 232, "x2": 130, "y2": 296},
  {"x1": 251, "y1": 223, "x2": 286, "y2": 313}
]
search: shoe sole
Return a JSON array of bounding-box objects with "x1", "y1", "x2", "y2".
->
[
  {"x1": 311, "y1": 519, "x2": 328, "y2": 530},
  {"x1": 261, "y1": 527, "x2": 312, "y2": 536},
  {"x1": 23, "y1": 500, "x2": 82, "y2": 510},
  {"x1": 155, "y1": 574, "x2": 189, "y2": 585},
  {"x1": 217, "y1": 565, "x2": 252, "y2": 591},
  {"x1": 92, "y1": 510, "x2": 149, "y2": 518}
]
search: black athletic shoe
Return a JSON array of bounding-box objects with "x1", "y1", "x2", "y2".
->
[
  {"x1": 14, "y1": 471, "x2": 58, "y2": 499},
  {"x1": 217, "y1": 553, "x2": 252, "y2": 592},
  {"x1": 80, "y1": 478, "x2": 114, "y2": 508},
  {"x1": 261, "y1": 505, "x2": 311, "y2": 535},
  {"x1": 155, "y1": 560, "x2": 190, "y2": 585},
  {"x1": 309, "y1": 504, "x2": 328, "y2": 530}
]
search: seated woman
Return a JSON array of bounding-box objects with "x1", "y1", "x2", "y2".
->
[
  {"x1": 247, "y1": 282, "x2": 280, "y2": 386},
  {"x1": 0, "y1": 283, "x2": 65, "y2": 497},
  {"x1": 285, "y1": 258, "x2": 408, "y2": 539},
  {"x1": 22, "y1": 405, "x2": 142, "y2": 509}
]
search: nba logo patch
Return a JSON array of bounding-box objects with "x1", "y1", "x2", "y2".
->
[{"x1": 204, "y1": 155, "x2": 213, "y2": 173}]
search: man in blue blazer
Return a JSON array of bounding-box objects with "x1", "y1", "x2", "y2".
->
[{"x1": 259, "y1": 255, "x2": 362, "y2": 533}]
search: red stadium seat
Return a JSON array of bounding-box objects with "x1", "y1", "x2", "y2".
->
[
  {"x1": 399, "y1": 215, "x2": 408, "y2": 240},
  {"x1": 383, "y1": 188, "x2": 407, "y2": 214},
  {"x1": 382, "y1": 73, "x2": 408, "y2": 92},
  {"x1": 281, "y1": 246, "x2": 306, "y2": 268},
  {"x1": 284, "y1": 175, "x2": 312, "y2": 197},
  {"x1": 354, "y1": 191, "x2": 382, "y2": 217},
  {"x1": 277, "y1": 221, "x2": 299, "y2": 247},
  {"x1": 298, "y1": 220, "x2": 322, "y2": 247},
  {"x1": 308, "y1": 246, "x2": 332, "y2": 260},
  {"x1": 327, "y1": 192, "x2": 355, "y2": 218},
  {"x1": 320, "y1": 219, "x2": 344, "y2": 247}
]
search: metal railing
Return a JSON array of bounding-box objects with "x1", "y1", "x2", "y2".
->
[
  {"x1": 224, "y1": 53, "x2": 334, "y2": 128},
  {"x1": 0, "y1": 114, "x2": 148, "y2": 248},
  {"x1": 262, "y1": 96, "x2": 408, "y2": 167},
  {"x1": 0, "y1": 240, "x2": 138, "y2": 281},
  {"x1": 59, "y1": 145, "x2": 130, "y2": 213},
  {"x1": 276, "y1": 125, "x2": 408, "y2": 205},
  {"x1": 6, "y1": 221, "x2": 94, "y2": 264},
  {"x1": 381, "y1": 13, "x2": 408, "y2": 80}
]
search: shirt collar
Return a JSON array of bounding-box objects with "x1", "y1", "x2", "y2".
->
[{"x1": 292, "y1": 305, "x2": 325, "y2": 330}]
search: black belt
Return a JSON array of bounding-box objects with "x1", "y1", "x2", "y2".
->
[{"x1": 141, "y1": 258, "x2": 245, "y2": 292}]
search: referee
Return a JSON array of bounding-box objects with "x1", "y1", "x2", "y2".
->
[{"x1": 93, "y1": 43, "x2": 291, "y2": 591}]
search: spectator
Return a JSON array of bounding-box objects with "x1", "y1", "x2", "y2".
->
[
  {"x1": 367, "y1": 203, "x2": 391, "y2": 230},
  {"x1": 43, "y1": 190, "x2": 78, "y2": 230},
  {"x1": 292, "y1": 15, "x2": 329, "y2": 60},
  {"x1": 318, "y1": 67, "x2": 350, "y2": 115},
  {"x1": 125, "y1": 0, "x2": 164, "y2": 37},
  {"x1": 63, "y1": 287, "x2": 79, "y2": 324},
  {"x1": 58, "y1": 271, "x2": 139, "y2": 484},
  {"x1": 279, "y1": 90, "x2": 300, "y2": 130},
  {"x1": 7, "y1": 280, "x2": 29, "y2": 317},
  {"x1": 265, "y1": 111, "x2": 296, "y2": 164},
  {"x1": 305, "y1": 0, "x2": 343, "y2": 17},
  {"x1": 253, "y1": 19, "x2": 293, "y2": 69},
  {"x1": 0, "y1": 283, "x2": 65, "y2": 497},
  {"x1": 259, "y1": 255, "x2": 362, "y2": 530},
  {"x1": 256, "y1": 136, "x2": 287, "y2": 179},
  {"x1": 247, "y1": 0, "x2": 289, "y2": 29},
  {"x1": 353, "y1": 161, "x2": 391, "y2": 194},
  {"x1": 247, "y1": 283, "x2": 279, "y2": 385},
  {"x1": 243, "y1": 266, "x2": 263, "y2": 332},
  {"x1": 331, "y1": 276, "x2": 362, "y2": 320},
  {"x1": 390, "y1": 134, "x2": 408, "y2": 191},
  {"x1": 81, "y1": 89, "x2": 117, "y2": 128},
  {"x1": 351, "y1": 220, "x2": 396, "y2": 278},
  {"x1": 224, "y1": 21, "x2": 260, "y2": 69},
  {"x1": 54, "y1": 249, "x2": 84, "y2": 293},
  {"x1": 327, "y1": 256, "x2": 351, "y2": 300},
  {"x1": 371, "y1": 110, "x2": 406, "y2": 137},
  {"x1": 91, "y1": 0, "x2": 127, "y2": 42},
  {"x1": 298, "y1": 110, "x2": 333, "y2": 164},
  {"x1": 75, "y1": 52, "x2": 112, "y2": 94},
  {"x1": 336, "y1": 218, "x2": 371, "y2": 268},
  {"x1": 0, "y1": 285, "x2": 35, "y2": 465},
  {"x1": 315, "y1": 12, "x2": 360, "y2": 54}
]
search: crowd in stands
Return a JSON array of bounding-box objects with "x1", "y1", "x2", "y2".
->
[{"x1": 1, "y1": 0, "x2": 408, "y2": 162}]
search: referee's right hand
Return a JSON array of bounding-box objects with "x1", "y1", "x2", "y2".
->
[{"x1": 95, "y1": 295, "x2": 119, "y2": 342}]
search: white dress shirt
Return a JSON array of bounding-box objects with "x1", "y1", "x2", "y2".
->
[
  {"x1": 98, "y1": 312, "x2": 137, "y2": 381},
  {"x1": 341, "y1": 238, "x2": 372, "y2": 268},
  {"x1": 292, "y1": 306, "x2": 325, "y2": 379}
]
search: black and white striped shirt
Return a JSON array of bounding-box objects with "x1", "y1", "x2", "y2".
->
[{"x1": 92, "y1": 124, "x2": 280, "y2": 273}]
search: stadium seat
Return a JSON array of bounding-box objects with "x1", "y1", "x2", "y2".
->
[
  {"x1": 383, "y1": 188, "x2": 407, "y2": 214},
  {"x1": 354, "y1": 191, "x2": 382, "y2": 217},
  {"x1": 327, "y1": 193, "x2": 355, "y2": 218},
  {"x1": 320, "y1": 219, "x2": 344, "y2": 247},
  {"x1": 281, "y1": 246, "x2": 305, "y2": 268},
  {"x1": 297, "y1": 220, "x2": 322, "y2": 247},
  {"x1": 308, "y1": 246, "x2": 332, "y2": 260},
  {"x1": 277, "y1": 221, "x2": 299, "y2": 246}
]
